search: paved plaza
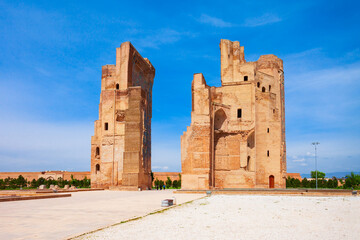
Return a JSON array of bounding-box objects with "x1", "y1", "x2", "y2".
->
[{"x1": 0, "y1": 190, "x2": 204, "y2": 239}]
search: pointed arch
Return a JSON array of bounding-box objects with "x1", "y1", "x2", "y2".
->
[{"x1": 269, "y1": 175, "x2": 274, "y2": 188}]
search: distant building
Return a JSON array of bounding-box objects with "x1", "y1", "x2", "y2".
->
[
  {"x1": 0, "y1": 171, "x2": 90, "y2": 181},
  {"x1": 286, "y1": 173, "x2": 302, "y2": 181},
  {"x1": 152, "y1": 172, "x2": 180, "y2": 186}
]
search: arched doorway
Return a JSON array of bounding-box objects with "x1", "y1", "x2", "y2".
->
[{"x1": 269, "y1": 175, "x2": 274, "y2": 188}]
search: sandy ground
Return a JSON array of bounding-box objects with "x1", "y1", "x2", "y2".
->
[
  {"x1": 76, "y1": 195, "x2": 360, "y2": 240},
  {"x1": 0, "y1": 190, "x2": 204, "y2": 240}
]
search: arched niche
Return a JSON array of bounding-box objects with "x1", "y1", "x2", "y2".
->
[{"x1": 214, "y1": 108, "x2": 227, "y2": 131}]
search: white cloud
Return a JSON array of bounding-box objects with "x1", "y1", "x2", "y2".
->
[
  {"x1": 293, "y1": 158, "x2": 305, "y2": 162},
  {"x1": 198, "y1": 14, "x2": 234, "y2": 27},
  {"x1": 286, "y1": 135, "x2": 360, "y2": 173},
  {"x1": 243, "y1": 13, "x2": 281, "y2": 27},
  {"x1": 306, "y1": 152, "x2": 315, "y2": 157},
  {"x1": 130, "y1": 28, "x2": 196, "y2": 49}
]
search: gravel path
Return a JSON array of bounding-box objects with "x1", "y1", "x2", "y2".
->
[{"x1": 75, "y1": 195, "x2": 360, "y2": 240}]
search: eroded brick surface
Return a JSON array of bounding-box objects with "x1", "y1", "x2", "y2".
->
[
  {"x1": 91, "y1": 42, "x2": 155, "y2": 190},
  {"x1": 181, "y1": 39, "x2": 286, "y2": 190}
]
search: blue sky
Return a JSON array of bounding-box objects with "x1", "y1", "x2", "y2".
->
[{"x1": 0, "y1": 0, "x2": 359, "y2": 174}]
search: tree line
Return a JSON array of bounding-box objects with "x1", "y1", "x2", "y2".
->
[
  {"x1": 152, "y1": 174, "x2": 181, "y2": 189},
  {"x1": 286, "y1": 171, "x2": 360, "y2": 189},
  {"x1": 0, "y1": 175, "x2": 91, "y2": 190}
]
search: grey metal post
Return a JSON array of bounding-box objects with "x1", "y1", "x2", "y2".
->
[{"x1": 312, "y1": 142, "x2": 320, "y2": 189}]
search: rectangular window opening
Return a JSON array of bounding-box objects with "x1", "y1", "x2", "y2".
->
[
  {"x1": 267, "y1": 150, "x2": 270, "y2": 157},
  {"x1": 267, "y1": 128, "x2": 270, "y2": 133},
  {"x1": 237, "y1": 109, "x2": 242, "y2": 118},
  {"x1": 244, "y1": 76, "x2": 248, "y2": 81},
  {"x1": 105, "y1": 122, "x2": 108, "y2": 130}
]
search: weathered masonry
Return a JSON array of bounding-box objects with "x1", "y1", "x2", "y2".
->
[
  {"x1": 91, "y1": 42, "x2": 155, "y2": 190},
  {"x1": 181, "y1": 39, "x2": 286, "y2": 190}
]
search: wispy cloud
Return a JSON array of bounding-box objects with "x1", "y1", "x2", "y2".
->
[
  {"x1": 293, "y1": 158, "x2": 305, "y2": 162},
  {"x1": 198, "y1": 14, "x2": 234, "y2": 27},
  {"x1": 286, "y1": 136, "x2": 360, "y2": 173},
  {"x1": 243, "y1": 13, "x2": 281, "y2": 27},
  {"x1": 130, "y1": 28, "x2": 196, "y2": 49}
]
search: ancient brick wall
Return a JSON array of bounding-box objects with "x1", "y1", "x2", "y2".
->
[
  {"x1": 152, "y1": 172, "x2": 181, "y2": 185},
  {"x1": 181, "y1": 39, "x2": 286, "y2": 190},
  {"x1": 91, "y1": 42, "x2": 155, "y2": 190}
]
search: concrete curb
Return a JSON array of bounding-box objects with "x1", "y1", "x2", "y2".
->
[
  {"x1": 0, "y1": 193, "x2": 71, "y2": 202},
  {"x1": 175, "y1": 188, "x2": 356, "y2": 196}
]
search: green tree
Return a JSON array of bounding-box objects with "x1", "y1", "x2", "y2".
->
[
  {"x1": 327, "y1": 179, "x2": 333, "y2": 188},
  {"x1": 159, "y1": 180, "x2": 164, "y2": 188},
  {"x1": 309, "y1": 179, "x2": 316, "y2": 188},
  {"x1": 37, "y1": 177, "x2": 46, "y2": 186},
  {"x1": 172, "y1": 180, "x2": 179, "y2": 189},
  {"x1": 30, "y1": 179, "x2": 38, "y2": 188},
  {"x1": 286, "y1": 177, "x2": 300, "y2": 188},
  {"x1": 332, "y1": 177, "x2": 338, "y2": 188},
  {"x1": 311, "y1": 171, "x2": 325, "y2": 179},
  {"x1": 344, "y1": 172, "x2": 360, "y2": 189},
  {"x1": 166, "y1": 177, "x2": 172, "y2": 188},
  {"x1": 154, "y1": 178, "x2": 159, "y2": 188},
  {"x1": 16, "y1": 175, "x2": 27, "y2": 188},
  {"x1": 301, "y1": 178, "x2": 309, "y2": 188},
  {"x1": 0, "y1": 179, "x2": 5, "y2": 190}
]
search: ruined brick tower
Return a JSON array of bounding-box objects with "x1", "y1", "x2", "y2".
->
[
  {"x1": 91, "y1": 42, "x2": 155, "y2": 190},
  {"x1": 181, "y1": 39, "x2": 286, "y2": 189}
]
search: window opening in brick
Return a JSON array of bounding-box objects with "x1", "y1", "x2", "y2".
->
[
  {"x1": 247, "y1": 156, "x2": 251, "y2": 171},
  {"x1": 237, "y1": 109, "x2": 242, "y2": 118},
  {"x1": 105, "y1": 122, "x2": 108, "y2": 130},
  {"x1": 96, "y1": 147, "x2": 100, "y2": 156},
  {"x1": 116, "y1": 83, "x2": 119, "y2": 90},
  {"x1": 244, "y1": 76, "x2": 248, "y2": 81},
  {"x1": 267, "y1": 128, "x2": 269, "y2": 133},
  {"x1": 257, "y1": 82, "x2": 260, "y2": 88},
  {"x1": 267, "y1": 150, "x2": 270, "y2": 157},
  {"x1": 96, "y1": 164, "x2": 100, "y2": 174},
  {"x1": 262, "y1": 87, "x2": 266, "y2": 92},
  {"x1": 269, "y1": 85, "x2": 271, "y2": 92}
]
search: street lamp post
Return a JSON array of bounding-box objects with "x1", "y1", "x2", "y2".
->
[{"x1": 312, "y1": 142, "x2": 320, "y2": 189}]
